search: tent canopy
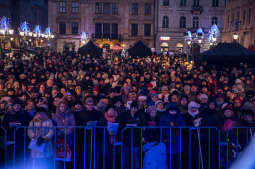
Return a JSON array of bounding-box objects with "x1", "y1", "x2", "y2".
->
[
  {"x1": 128, "y1": 41, "x2": 152, "y2": 58},
  {"x1": 78, "y1": 40, "x2": 102, "y2": 57},
  {"x1": 200, "y1": 42, "x2": 255, "y2": 65}
]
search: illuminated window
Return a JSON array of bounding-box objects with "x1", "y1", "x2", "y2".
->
[
  {"x1": 59, "y1": 1, "x2": 66, "y2": 13},
  {"x1": 72, "y1": 1, "x2": 79, "y2": 13}
]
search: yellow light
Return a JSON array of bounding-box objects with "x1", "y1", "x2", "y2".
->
[
  {"x1": 9, "y1": 29, "x2": 14, "y2": 35},
  {"x1": 20, "y1": 31, "x2": 25, "y2": 36},
  {"x1": 160, "y1": 36, "x2": 170, "y2": 41},
  {"x1": 233, "y1": 33, "x2": 239, "y2": 40}
]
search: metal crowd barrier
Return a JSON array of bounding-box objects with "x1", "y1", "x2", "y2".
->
[
  {"x1": 10, "y1": 126, "x2": 118, "y2": 169},
  {"x1": 225, "y1": 127, "x2": 255, "y2": 169},
  {"x1": 1, "y1": 126, "x2": 255, "y2": 169},
  {"x1": 121, "y1": 127, "x2": 221, "y2": 169}
]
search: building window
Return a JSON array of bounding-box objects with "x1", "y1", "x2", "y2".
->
[
  {"x1": 103, "y1": 3, "x2": 111, "y2": 14},
  {"x1": 144, "y1": 24, "x2": 151, "y2": 36},
  {"x1": 72, "y1": 23, "x2": 78, "y2": 35},
  {"x1": 193, "y1": 16, "x2": 199, "y2": 28},
  {"x1": 212, "y1": 17, "x2": 218, "y2": 25},
  {"x1": 103, "y1": 23, "x2": 110, "y2": 38},
  {"x1": 131, "y1": 24, "x2": 138, "y2": 36},
  {"x1": 236, "y1": 11, "x2": 240, "y2": 21},
  {"x1": 95, "y1": 23, "x2": 102, "y2": 37},
  {"x1": 112, "y1": 23, "x2": 118, "y2": 38},
  {"x1": 112, "y1": 3, "x2": 118, "y2": 15},
  {"x1": 163, "y1": 0, "x2": 169, "y2": 6},
  {"x1": 242, "y1": 10, "x2": 246, "y2": 25},
  {"x1": 162, "y1": 16, "x2": 169, "y2": 28},
  {"x1": 180, "y1": 0, "x2": 186, "y2": 6},
  {"x1": 212, "y1": 0, "x2": 219, "y2": 7},
  {"x1": 95, "y1": 3, "x2": 103, "y2": 14},
  {"x1": 227, "y1": 15, "x2": 230, "y2": 28},
  {"x1": 131, "y1": 3, "x2": 138, "y2": 16},
  {"x1": 180, "y1": 16, "x2": 186, "y2": 28},
  {"x1": 145, "y1": 3, "x2": 151, "y2": 16},
  {"x1": 248, "y1": 8, "x2": 251, "y2": 24},
  {"x1": 72, "y1": 1, "x2": 79, "y2": 13},
  {"x1": 193, "y1": 0, "x2": 200, "y2": 6},
  {"x1": 59, "y1": 22, "x2": 66, "y2": 34},
  {"x1": 59, "y1": 1, "x2": 66, "y2": 13}
]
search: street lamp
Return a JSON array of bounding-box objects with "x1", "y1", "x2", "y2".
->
[
  {"x1": 233, "y1": 33, "x2": 239, "y2": 41},
  {"x1": 19, "y1": 21, "x2": 33, "y2": 49},
  {"x1": 44, "y1": 27, "x2": 54, "y2": 50},
  {"x1": 0, "y1": 17, "x2": 14, "y2": 55},
  {"x1": 80, "y1": 32, "x2": 87, "y2": 46}
]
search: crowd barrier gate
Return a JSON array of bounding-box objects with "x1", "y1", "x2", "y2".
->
[{"x1": 0, "y1": 126, "x2": 254, "y2": 169}]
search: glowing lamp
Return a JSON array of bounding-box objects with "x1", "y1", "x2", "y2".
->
[
  {"x1": 187, "y1": 40, "x2": 191, "y2": 45},
  {"x1": 0, "y1": 29, "x2": 4, "y2": 35},
  {"x1": 233, "y1": 33, "x2": 239, "y2": 40},
  {"x1": 20, "y1": 31, "x2": 25, "y2": 36},
  {"x1": 9, "y1": 29, "x2": 14, "y2": 35}
]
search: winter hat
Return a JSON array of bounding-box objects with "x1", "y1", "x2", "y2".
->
[
  {"x1": 151, "y1": 93, "x2": 158, "y2": 98},
  {"x1": 199, "y1": 94, "x2": 208, "y2": 100},
  {"x1": 166, "y1": 103, "x2": 180, "y2": 114},
  {"x1": 84, "y1": 97, "x2": 94, "y2": 105},
  {"x1": 93, "y1": 86, "x2": 99, "y2": 92},
  {"x1": 146, "y1": 105, "x2": 157, "y2": 113},
  {"x1": 138, "y1": 95, "x2": 147, "y2": 101},
  {"x1": 161, "y1": 86, "x2": 168, "y2": 91},
  {"x1": 235, "y1": 79, "x2": 242, "y2": 84},
  {"x1": 221, "y1": 103, "x2": 233, "y2": 112},
  {"x1": 234, "y1": 97, "x2": 243, "y2": 103},
  {"x1": 184, "y1": 85, "x2": 191, "y2": 91},
  {"x1": 146, "y1": 83, "x2": 153, "y2": 88},
  {"x1": 155, "y1": 100, "x2": 163, "y2": 106},
  {"x1": 188, "y1": 101, "x2": 200, "y2": 110}
]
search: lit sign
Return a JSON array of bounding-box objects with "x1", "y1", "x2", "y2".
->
[{"x1": 160, "y1": 36, "x2": 170, "y2": 41}]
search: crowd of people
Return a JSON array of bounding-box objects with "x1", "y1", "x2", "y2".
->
[{"x1": 0, "y1": 50, "x2": 255, "y2": 169}]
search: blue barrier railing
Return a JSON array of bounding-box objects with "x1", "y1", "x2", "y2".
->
[
  {"x1": 225, "y1": 127, "x2": 255, "y2": 169},
  {"x1": 0, "y1": 126, "x2": 254, "y2": 169},
  {"x1": 120, "y1": 126, "x2": 221, "y2": 169}
]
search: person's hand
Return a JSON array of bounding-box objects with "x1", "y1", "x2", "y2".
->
[{"x1": 194, "y1": 118, "x2": 202, "y2": 127}]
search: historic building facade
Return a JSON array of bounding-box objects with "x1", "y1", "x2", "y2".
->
[
  {"x1": 221, "y1": 0, "x2": 255, "y2": 49},
  {"x1": 155, "y1": 0, "x2": 225, "y2": 53},
  {"x1": 48, "y1": 0, "x2": 155, "y2": 52}
]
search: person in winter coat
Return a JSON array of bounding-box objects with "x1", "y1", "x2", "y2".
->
[
  {"x1": 121, "y1": 101, "x2": 146, "y2": 169},
  {"x1": 2, "y1": 101, "x2": 30, "y2": 163},
  {"x1": 203, "y1": 100, "x2": 223, "y2": 128},
  {"x1": 52, "y1": 100, "x2": 75, "y2": 169},
  {"x1": 74, "y1": 97, "x2": 102, "y2": 126},
  {"x1": 183, "y1": 101, "x2": 204, "y2": 127},
  {"x1": 182, "y1": 101, "x2": 205, "y2": 169},
  {"x1": 242, "y1": 90, "x2": 255, "y2": 114},
  {"x1": 221, "y1": 103, "x2": 239, "y2": 132},
  {"x1": 97, "y1": 106, "x2": 122, "y2": 169},
  {"x1": 28, "y1": 111, "x2": 54, "y2": 169},
  {"x1": 159, "y1": 104, "x2": 185, "y2": 169}
]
